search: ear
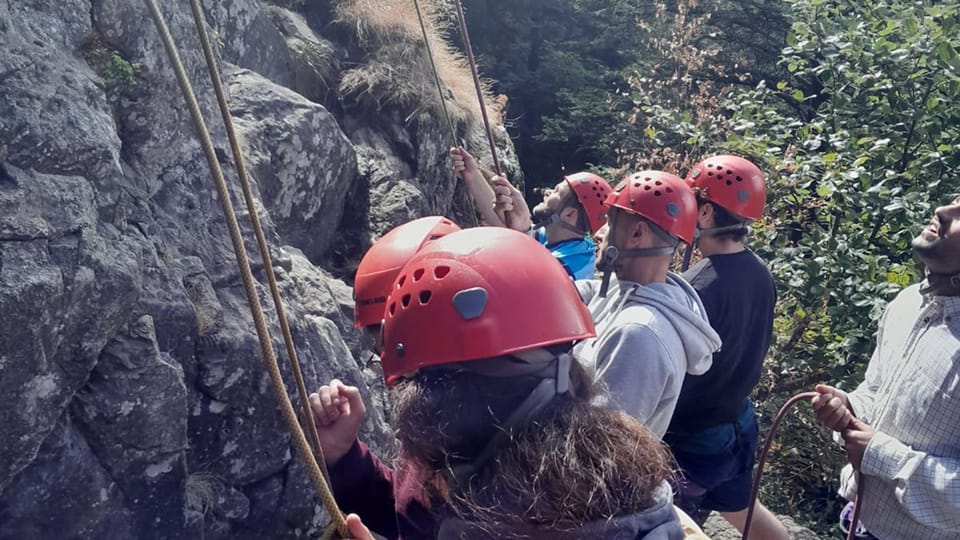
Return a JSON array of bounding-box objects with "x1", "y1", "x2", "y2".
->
[
  {"x1": 698, "y1": 202, "x2": 714, "y2": 227},
  {"x1": 626, "y1": 218, "x2": 649, "y2": 248},
  {"x1": 559, "y1": 205, "x2": 579, "y2": 225}
]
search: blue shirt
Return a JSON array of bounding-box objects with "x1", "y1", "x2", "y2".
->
[{"x1": 533, "y1": 227, "x2": 597, "y2": 280}]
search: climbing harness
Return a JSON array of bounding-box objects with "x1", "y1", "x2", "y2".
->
[
  {"x1": 742, "y1": 392, "x2": 864, "y2": 540},
  {"x1": 144, "y1": 1, "x2": 349, "y2": 537}
]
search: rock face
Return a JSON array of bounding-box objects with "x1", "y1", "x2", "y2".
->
[
  {"x1": 703, "y1": 512, "x2": 822, "y2": 540},
  {"x1": 0, "y1": 0, "x2": 517, "y2": 537}
]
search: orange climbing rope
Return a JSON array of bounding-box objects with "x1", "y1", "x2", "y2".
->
[{"x1": 143, "y1": 1, "x2": 348, "y2": 537}]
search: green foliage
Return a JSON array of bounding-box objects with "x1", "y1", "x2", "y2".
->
[
  {"x1": 468, "y1": 0, "x2": 960, "y2": 532},
  {"x1": 463, "y1": 0, "x2": 789, "y2": 191},
  {"x1": 83, "y1": 38, "x2": 141, "y2": 94},
  {"x1": 101, "y1": 52, "x2": 140, "y2": 92},
  {"x1": 620, "y1": 0, "x2": 960, "y2": 531}
]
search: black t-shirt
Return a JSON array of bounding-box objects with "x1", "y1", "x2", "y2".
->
[{"x1": 668, "y1": 249, "x2": 777, "y2": 431}]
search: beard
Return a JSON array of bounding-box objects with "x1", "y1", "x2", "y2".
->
[
  {"x1": 911, "y1": 226, "x2": 960, "y2": 275},
  {"x1": 531, "y1": 202, "x2": 554, "y2": 224},
  {"x1": 912, "y1": 233, "x2": 937, "y2": 255}
]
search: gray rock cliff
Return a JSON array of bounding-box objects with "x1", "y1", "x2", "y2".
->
[{"x1": 0, "y1": 0, "x2": 516, "y2": 537}]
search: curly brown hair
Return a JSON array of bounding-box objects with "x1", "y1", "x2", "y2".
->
[{"x1": 390, "y1": 357, "x2": 674, "y2": 537}]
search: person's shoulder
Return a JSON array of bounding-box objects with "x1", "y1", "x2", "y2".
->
[
  {"x1": 886, "y1": 283, "x2": 924, "y2": 314},
  {"x1": 681, "y1": 257, "x2": 714, "y2": 285}
]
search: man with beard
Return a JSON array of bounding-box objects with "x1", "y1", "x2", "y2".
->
[
  {"x1": 812, "y1": 198, "x2": 960, "y2": 539},
  {"x1": 310, "y1": 227, "x2": 685, "y2": 539},
  {"x1": 575, "y1": 171, "x2": 722, "y2": 438},
  {"x1": 451, "y1": 147, "x2": 611, "y2": 279}
]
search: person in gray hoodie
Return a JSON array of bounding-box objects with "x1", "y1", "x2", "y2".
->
[{"x1": 575, "y1": 171, "x2": 722, "y2": 438}]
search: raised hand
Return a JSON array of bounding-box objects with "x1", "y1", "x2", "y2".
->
[
  {"x1": 308, "y1": 379, "x2": 367, "y2": 466},
  {"x1": 492, "y1": 175, "x2": 531, "y2": 232}
]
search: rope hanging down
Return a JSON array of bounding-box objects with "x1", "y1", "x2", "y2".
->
[
  {"x1": 742, "y1": 392, "x2": 863, "y2": 540},
  {"x1": 452, "y1": 0, "x2": 501, "y2": 177},
  {"x1": 412, "y1": 0, "x2": 458, "y2": 146},
  {"x1": 143, "y1": 1, "x2": 349, "y2": 537},
  {"x1": 184, "y1": 0, "x2": 329, "y2": 479}
]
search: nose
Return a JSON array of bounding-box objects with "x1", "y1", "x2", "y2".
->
[
  {"x1": 594, "y1": 224, "x2": 609, "y2": 243},
  {"x1": 934, "y1": 200, "x2": 960, "y2": 220}
]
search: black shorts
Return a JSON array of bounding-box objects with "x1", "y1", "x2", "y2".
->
[{"x1": 666, "y1": 402, "x2": 759, "y2": 514}]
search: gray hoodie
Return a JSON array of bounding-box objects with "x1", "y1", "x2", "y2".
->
[
  {"x1": 574, "y1": 273, "x2": 721, "y2": 438},
  {"x1": 437, "y1": 481, "x2": 684, "y2": 539}
]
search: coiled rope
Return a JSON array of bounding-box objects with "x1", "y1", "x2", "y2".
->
[
  {"x1": 743, "y1": 392, "x2": 863, "y2": 540},
  {"x1": 144, "y1": 1, "x2": 348, "y2": 537}
]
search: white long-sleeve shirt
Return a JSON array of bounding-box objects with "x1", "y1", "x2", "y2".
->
[{"x1": 841, "y1": 283, "x2": 960, "y2": 539}]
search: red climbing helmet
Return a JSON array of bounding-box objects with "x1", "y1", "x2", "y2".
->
[
  {"x1": 604, "y1": 171, "x2": 698, "y2": 244},
  {"x1": 380, "y1": 227, "x2": 595, "y2": 385},
  {"x1": 353, "y1": 216, "x2": 461, "y2": 329},
  {"x1": 564, "y1": 172, "x2": 614, "y2": 234},
  {"x1": 685, "y1": 155, "x2": 766, "y2": 221}
]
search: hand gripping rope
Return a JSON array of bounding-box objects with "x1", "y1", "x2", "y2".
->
[
  {"x1": 742, "y1": 392, "x2": 863, "y2": 540},
  {"x1": 413, "y1": 0, "x2": 514, "y2": 227},
  {"x1": 144, "y1": 1, "x2": 348, "y2": 537}
]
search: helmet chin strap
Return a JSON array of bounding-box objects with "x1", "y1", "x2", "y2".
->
[
  {"x1": 445, "y1": 352, "x2": 573, "y2": 488},
  {"x1": 534, "y1": 191, "x2": 590, "y2": 237},
  {"x1": 680, "y1": 224, "x2": 749, "y2": 271},
  {"x1": 698, "y1": 223, "x2": 750, "y2": 237},
  {"x1": 597, "y1": 209, "x2": 677, "y2": 297}
]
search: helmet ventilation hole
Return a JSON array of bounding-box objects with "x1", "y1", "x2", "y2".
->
[
  {"x1": 389, "y1": 303, "x2": 397, "y2": 315},
  {"x1": 397, "y1": 275, "x2": 407, "y2": 287},
  {"x1": 401, "y1": 294, "x2": 411, "y2": 308},
  {"x1": 655, "y1": 180, "x2": 663, "y2": 186},
  {"x1": 434, "y1": 266, "x2": 451, "y2": 279},
  {"x1": 419, "y1": 291, "x2": 432, "y2": 305},
  {"x1": 726, "y1": 180, "x2": 733, "y2": 186},
  {"x1": 413, "y1": 268, "x2": 425, "y2": 282},
  {"x1": 736, "y1": 176, "x2": 743, "y2": 182},
  {"x1": 654, "y1": 190, "x2": 662, "y2": 197}
]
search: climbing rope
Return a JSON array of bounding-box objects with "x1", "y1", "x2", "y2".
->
[
  {"x1": 185, "y1": 0, "x2": 329, "y2": 480},
  {"x1": 451, "y1": 0, "x2": 519, "y2": 228},
  {"x1": 452, "y1": 0, "x2": 501, "y2": 177},
  {"x1": 144, "y1": 1, "x2": 349, "y2": 537},
  {"x1": 742, "y1": 392, "x2": 863, "y2": 540},
  {"x1": 412, "y1": 0, "x2": 458, "y2": 145}
]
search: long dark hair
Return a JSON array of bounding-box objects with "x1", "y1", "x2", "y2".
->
[{"x1": 390, "y1": 356, "x2": 673, "y2": 536}]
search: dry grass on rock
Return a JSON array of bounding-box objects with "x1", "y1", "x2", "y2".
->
[{"x1": 334, "y1": 0, "x2": 500, "y2": 128}]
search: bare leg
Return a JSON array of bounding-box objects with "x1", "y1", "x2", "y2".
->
[{"x1": 721, "y1": 501, "x2": 789, "y2": 540}]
